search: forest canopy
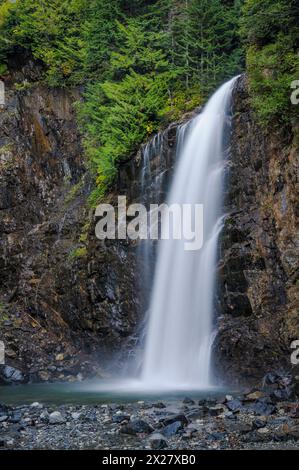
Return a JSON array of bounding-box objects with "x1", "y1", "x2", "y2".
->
[{"x1": 0, "y1": 0, "x2": 298, "y2": 201}]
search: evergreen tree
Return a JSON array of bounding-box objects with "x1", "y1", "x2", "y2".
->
[
  {"x1": 0, "y1": 0, "x2": 245, "y2": 198},
  {"x1": 240, "y1": 0, "x2": 299, "y2": 125},
  {"x1": 82, "y1": 0, "x2": 121, "y2": 78}
]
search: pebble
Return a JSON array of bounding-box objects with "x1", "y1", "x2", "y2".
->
[
  {"x1": 49, "y1": 411, "x2": 65, "y2": 425},
  {"x1": 31, "y1": 402, "x2": 43, "y2": 409},
  {"x1": 1, "y1": 382, "x2": 298, "y2": 450},
  {"x1": 162, "y1": 421, "x2": 183, "y2": 437},
  {"x1": 149, "y1": 433, "x2": 168, "y2": 450}
]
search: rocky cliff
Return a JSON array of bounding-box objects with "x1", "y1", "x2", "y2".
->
[
  {"x1": 0, "y1": 66, "x2": 298, "y2": 386},
  {"x1": 0, "y1": 60, "x2": 183, "y2": 384},
  {"x1": 0, "y1": 61, "x2": 140, "y2": 383},
  {"x1": 215, "y1": 75, "x2": 299, "y2": 384}
]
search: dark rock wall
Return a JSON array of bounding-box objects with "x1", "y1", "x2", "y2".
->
[
  {"x1": 0, "y1": 66, "x2": 297, "y2": 386},
  {"x1": 215, "y1": 75, "x2": 299, "y2": 384},
  {"x1": 0, "y1": 63, "x2": 182, "y2": 382},
  {"x1": 0, "y1": 65, "x2": 138, "y2": 381}
]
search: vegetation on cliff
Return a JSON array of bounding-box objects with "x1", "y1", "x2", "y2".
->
[
  {"x1": 240, "y1": 0, "x2": 299, "y2": 126},
  {"x1": 0, "y1": 0, "x2": 298, "y2": 199}
]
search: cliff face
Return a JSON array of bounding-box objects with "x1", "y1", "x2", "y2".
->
[
  {"x1": 0, "y1": 66, "x2": 297, "y2": 386},
  {"x1": 0, "y1": 63, "x2": 138, "y2": 383},
  {"x1": 0, "y1": 62, "x2": 181, "y2": 383},
  {"x1": 215, "y1": 75, "x2": 299, "y2": 384}
]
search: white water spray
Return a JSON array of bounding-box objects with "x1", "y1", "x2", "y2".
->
[{"x1": 140, "y1": 77, "x2": 238, "y2": 390}]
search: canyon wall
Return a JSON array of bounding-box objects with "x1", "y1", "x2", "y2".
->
[
  {"x1": 215, "y1": 75, "x2": 298, "y2": 384},
  {"x1": 0, "y1": 66, "x2": 298, "y2": 385},
  {"x1": 0, "y1": 60, "x2": 182, "y2": 383}
]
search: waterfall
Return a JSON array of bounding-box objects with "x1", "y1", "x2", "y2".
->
[{"x1": 140, "y1": 77, "x2": 238, "y2": 390}]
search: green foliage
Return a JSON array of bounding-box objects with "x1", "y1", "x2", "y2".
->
[
  {"x1": 79, "y1": 222, "x2": 91, "y2": 243},
  {"x1": 0, "y1": 0, "x2": 87, "y2": 85},
  {"x1": 241, "y1": 0, "x2": 299, "y2": 125},
  {"x1": 82, "y1": 0, "x2": 121, "y2": 79},
  {"x1": 1, "y1": 0, "x2": 253, "y2": 197},
  {"x1": 64, "y1": 178, "x2": 84, "y2": 204},
  {"x1": 169, "y1": 0, "x2": 244, "y2": 94},
  {"x1": 69, "y1": 246, "x2": 87, "y2": 260},
  {"x1": 78, "y1": 17, "x2": 187, "y2": 198},
  {"x1": 0, "y1": 62, "x2": 7, "y2": 75},
  {"x1": 78, "y1": 1, "x2": 243, "y2": 197}
]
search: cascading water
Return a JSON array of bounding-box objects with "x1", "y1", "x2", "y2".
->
[
  {"x1": 140, "y1": 77, "x2": 238, "y2": 390},
  {"x1": 87, "y1": 77, "x2": 238, "y2": 395}
]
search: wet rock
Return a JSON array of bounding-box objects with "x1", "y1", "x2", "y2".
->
[
  {"x1": 226, "y1": 399, "x2": 243, "y2": 413},
  {"x1": 215, "y1": 75, "x2": 298, "y2": 382},
  {"x1": 152, "y1": 402, "x2": 166, "y2": 409},
  {"x1": 162, "y1": 414, "x2": 189, "y2": 427},
  {"x1": 227, "y1": 421, "x2": 252, "y2": 433},
  {"x1": 182, "y1": 397, "x2": 195, "y2": 405},
  {"x1": 198, "y1": 399, "x2": 207, "y2": 406},
  {"x1": 216, "y1": 395, "x2": 227, "y2": 404},
  {"x1": 120, "y1": 419, "x2": 153, "y2": 435},
  {"x1": 252, "y1": 418, "x2": 267, "y2": 429},
  {"x1": 49, "y1": 411, "x2": 65, "y2": 425},
  {"x1": 149, "y1": 433, "x2": 168, "y2": 450},
  {"x1": 271, "y1": 388, "x2": 293, "y2": 402},
  {"x1": 205, "y1": 398, "x2": 217, "y2": 406},
  {"x1": 1, "y1": 399, "x2": 299, "y2": 450},
  {"x1": 0, "y1": 403, "x2": 9, "y2": 415},
  {"x1": 186, "y1": 408, "x2": 206, "y2": 420},
  {"x1": 162, "y1": 421, "x2": 183, "y2": 438},
  {"x1": 263, "y1": 372, "x2": 279, "y2": 385},
  {"x1": 257, "y1": 427, "x2": 270, "y2": 435},
  {"x1": 245, "y1": 391, "x2": 265, "y2": 401},
  {"x1": 0, "y1": 365, "x2": 25, "y2": 385},
  {"x1": 112, "y1": 414, "x2": 130, "y2": 424},
  {"x1": 225, "y1": 395, "x2": 234, "y2": 402},
  {"x1": 40, "y1": 410, "x2": 49, "y2": 423},
  {"x1": 8, "y1": 411, "x2": 22, "y2": 424},
  {"x1": 30, "y1": 402, "x2": 43, "y2": 409},
  {"x1": 207, "y1": 432, "x2": 227, "y2": 441},
  {"x1": 224, "y1": 411, "x2": 235, "y2": 419},
  {"x1": 253, "y1": 399, "x2": 276, "y2": 416},
  {"x1": 208, "y1": 405, "x2": 225, "y2": 417}
]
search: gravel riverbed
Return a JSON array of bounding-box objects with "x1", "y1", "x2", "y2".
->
[{"x1": 1, "y1": 387, "x2": 299, "y2": 450}]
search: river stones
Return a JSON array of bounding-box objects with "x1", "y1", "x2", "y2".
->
[
  {"x1": 226, "y1": 399, "x2": 243, "y2": 412},
  {"x1": 148, "y1": 433, "x2": 168, "y2": 449},
  {"x1": 162, "y1": 421, "x2": 183, "y2": 437},
  {"x1": 0, "y1": 365, "x2": 25, "y2": 385},
  {"x1": 49, "y1": 411, "x2": 65, "y2": 425},
  {"x1": 120, "y1": 419, "x2": 153, "y2": 435}
]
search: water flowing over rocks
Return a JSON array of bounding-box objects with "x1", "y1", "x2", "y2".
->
[
  {"x1": 1, "y1": 376, "x2": 299, "y2": 449},
  {"x1": 0, "y1": 62, "x2": 298, "y2": 390},
  {"x1": 215, "y1": 75, "x2": 299, "y2": 384}
]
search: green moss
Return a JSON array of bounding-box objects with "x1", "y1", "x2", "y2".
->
[
  {"x1": 0, "y1": 63, "x2": 7, "y2": 75},
  {"x1": 14, "y1": 81, "x2": 33, "y2": 91},
  {"x1": 68, "y1": 246, "x2": 87, "y2": 260},
  {"x1": 241, "y1": 1, "x2": 299, "y2": 127},
  {"x1": 87, "y1": 186, "x2": 106, "y2": 208},
  {"x1": 64, "y1": 178, "x2": 84, "y2": 205},
  {"x1": 79, "y1": 222, "x2": 91, "y2": 243},
  {"x1": 0, "y1": 302, "x2": 9, "y2": 323},
  {"x1": 246, "y1": 39, "x2": 299, "y2": 126}
]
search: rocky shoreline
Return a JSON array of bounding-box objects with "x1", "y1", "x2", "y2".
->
[{"x1": 1, "y1": 373, "x2": 298, "y2": 450}]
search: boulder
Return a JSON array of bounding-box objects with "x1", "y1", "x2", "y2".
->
[
  {"x1": 149, "y1": 433, "x2": 168, "y2": 450},
  {"x1": 120, "y1": 419, "x2": 153, "y2": 435},
  {"x1": 49, "y1": 411, "x2": 65, "y2": 425},
  {"x1": 0, "y1": 365, "x2": 25, "y2": 385}
]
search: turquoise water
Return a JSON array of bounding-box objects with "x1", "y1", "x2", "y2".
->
[{"x1": 0, "y1": 379, "x2": 231, "y2": 405}]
